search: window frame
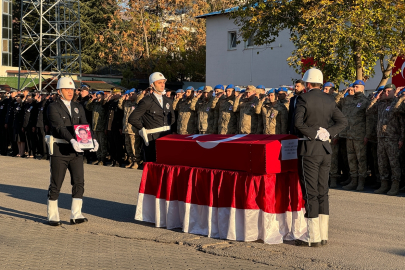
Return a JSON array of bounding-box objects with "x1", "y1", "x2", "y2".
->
[
  {"x1": 244, "y1": 35, "x2": 255, "y2": 49},
  {"x1": 228, "y1": 31, "x2": 237, "y2": 51}
]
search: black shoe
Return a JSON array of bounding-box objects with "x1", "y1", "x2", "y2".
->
[
  {"x1": 70, "y1": 218, "x2": 88, "y2": 225},
  {"x1": 109, "y1": 161, "x2": 116, "y2": 167},
  {"x1": 49, "y1": 220, "x2": 62, "y2": 226},
  {"x1": 295, "y1": 239, "x2": 320, "y2": 247},
  {"x1": 321, "y1": 240, "x2": 328, "y2": 245}
]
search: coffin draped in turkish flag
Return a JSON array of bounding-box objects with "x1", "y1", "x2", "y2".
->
[{"x1": 156, "y1": 134, "x2": 298, "y2": 175}]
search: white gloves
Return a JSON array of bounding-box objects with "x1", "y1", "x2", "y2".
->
[
  {"x1": 139, "y1": 127, "x2": 149, "y2": 146},
  {"x1": 70, "y1": 139, "x2": 84, "y2": 153},
  {"x1": 90, "y1": 139, "x2": 99, "y2": 152},
  {"x1": 315, "y1": 127, "x2": 330, "y2": 142}
]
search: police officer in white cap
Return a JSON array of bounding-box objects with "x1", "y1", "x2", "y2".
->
[
  {"x1": 128, "y1": 72, "x2": 175, "y2": 162},
  {"x1": 46, "y1": 77, "x2": 99, "y2": 226},
  {"x1": 294, "y1": 68, "x2": 347, "y2": 247}
]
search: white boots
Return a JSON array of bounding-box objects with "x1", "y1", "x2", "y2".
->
[
  {"x1": 47, "y1": 198, "x2": 88, "y2": 226},
  {"x1": 319, "y1": 214, "x2": 329, "y2": 245},
  {"x1": 296, "y1": 215, "x2": 329, "y2": 247},
  {"x1": 70, "y1": 198, "x2": 88, "y2": 224},
  {"x1": 47, "y1": 199, "x2": 61, "y2": 226}
]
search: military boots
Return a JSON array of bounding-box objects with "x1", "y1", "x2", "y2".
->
[
  {"x1": 387, "y1": 181, "x2": 400, "y2": 196},
  {"x1": 374, "y1": 180, "x2": 390, "y2": 194},
  {"x1": 356, "y1": 176, "x2": 366, "y2": 191},
  {"x1": 343, "y1": 177, "x2": 358, "y2": 190}
]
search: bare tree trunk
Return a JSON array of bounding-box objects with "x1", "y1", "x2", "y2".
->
[
  {"x1": 377, "y1": 55, "x2": 397, "y2": 89},
  {"x1": 141, "y1": 9, "x2": 149, "y2": 58},
  {"x1": 352, "y1": 41, "x2": 363, "y2": 80}
]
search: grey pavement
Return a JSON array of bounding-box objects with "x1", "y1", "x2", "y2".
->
[{"x1": 0, "y1": 155, "x2": 404, "y2": 269}]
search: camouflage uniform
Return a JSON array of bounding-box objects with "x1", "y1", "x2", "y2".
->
[
  {"x1": 335, "y1": 92, "x2": 371, "y2": 180},
  {"x1": 393, "y1": 96, "x2": 405, "y2": 184},
  {"x1": 86, "y1": 99, "x2": 107, "y2": 160},
  {"x1": 278, "y1": 99, "x2": 290, "y2": 111},
  {"x1": 212, "y1": 95, "x2": 238, "y2": 134},
  {"x1": 118, "y1": 93, "x2": 144, "y2": 163},
  {"x1": 173, "y1": 97, "x2": 198, "y2": 134},
  {"x1": 367, "y1": 97, "x2": 380, "y2": 183},
  {"x1": 328, "y1": 92, "x2": 347, "y2": 184},
  {"x1": 255, "y1": 98, "x2": 288, "y2": 134},
  {"x1": 367, "y1": 97, "x2": 405, "y2": 193},
  {"x1": 233, "y1": 95, "x2": 261, "y2": 134},
  {"x1": 190, "y1": 96, "x2": 218, "y2": 134}
]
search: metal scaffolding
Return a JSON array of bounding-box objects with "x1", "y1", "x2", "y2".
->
[{"x1": 18, "y1": 0, "x2": 81, "y2": 91}]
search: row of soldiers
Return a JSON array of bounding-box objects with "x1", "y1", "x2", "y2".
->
[
  {"x1": 1, "y1": 80, "x2": 405, "y2": 195},
  {"x1": 0, "y1": 86, "x2": 146, "y2": 169},
  {"x1": 171, "y1": 81, "x2": 405, "y2": 196}
]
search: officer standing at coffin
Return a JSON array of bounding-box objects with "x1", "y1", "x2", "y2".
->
[
  {"x1": 294, "y1": 68, "x2": 347, "y2": 247},
  {"x1": 46, "y1": 77, "x2": 99, "y2": 226},
  {"x1": 128, "y1": 72, "x2": 175, "y2": 162}
]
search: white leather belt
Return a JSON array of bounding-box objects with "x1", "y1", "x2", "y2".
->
[
  {"x1": 54, "y1": 138, "x2": 69, "y2": 144},
  {"x1": 299, "y1": 136, "x2": 310, "y2": 141},
  {"x1": 44, "y1": 135, "x2": 69, "y2": 156},
  {"x1": 146, "y1": 126, "x2": 171, "y2": 135}
]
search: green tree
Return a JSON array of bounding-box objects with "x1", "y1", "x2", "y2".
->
[
  {"x1": 80, "y1": 0, "x2": 118, "y2": 73},
  {"x1": 231, "y1": 0, "x2": 405, "y2": 88}
]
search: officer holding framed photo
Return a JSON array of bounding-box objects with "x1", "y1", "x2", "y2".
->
[{"x1": 46, "y1": 77, "x2": 99, "y2": 226}]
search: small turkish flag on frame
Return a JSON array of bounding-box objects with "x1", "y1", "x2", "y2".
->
[{"x1": 392, "y1": 57, "x2": 405, "y2": 87}]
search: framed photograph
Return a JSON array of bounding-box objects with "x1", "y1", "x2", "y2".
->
[{"x1": 74, "y1": 124, "x2": 94, "y2": 150}]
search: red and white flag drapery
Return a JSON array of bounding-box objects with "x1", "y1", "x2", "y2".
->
[{"x1": 135, "y1": 163, "x2": 307, "y2": 244}]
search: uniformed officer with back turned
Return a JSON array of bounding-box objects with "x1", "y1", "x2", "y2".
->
[
  {"x1": 46, "y1": 77, "x2": 99, "y2": 226},
  {"x1": 294, "y1": 68, "x2": 347, "y2": 247},
  {"x1": 128, "y1": 72, "x2": 175, "y2": 162}
]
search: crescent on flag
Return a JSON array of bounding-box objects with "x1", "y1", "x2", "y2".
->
[
  {"x1": 195, "y1": 134, "x2": 248, "y2": 149},
  {"x1": 401, "y1": 61, "x2": 405, "y2": 79}
]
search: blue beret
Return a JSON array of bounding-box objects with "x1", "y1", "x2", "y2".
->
[
  {"x1": 377, "y1": 86, "x2": 385, "y2": 92},
  {"x1": 278, "y1": 87, "x2": 288, "y2": 92},
  {"x1": 96, "y1": 91, "x2": 104, "y2": 95},
  {"x1": 186, "y1": 86, "x2": 194, "y2": 91},
  {"x1": 349, "y1": 83, "x2": 354, "y2": 87},
  {"x1": 129, "y1": 88, "x2": 136, "y2": 93},
  {"x1": 398, "y1": 89, "x2": 405, "y2": 96},
  {"x1": 124, "y1": 90, "x2": 129, "y2": 95},
  {"x1": 344, "y1": 92, "x2": 349, "y2": 97},
  {"x1": 267, "y1": 88, "x2": 275, "y2": 94},
  {"x1": 240, "y1": 89, "x2": 246, "y2": 93},
  {"x1": 235, "y1": 86, "x2": 241, "y2": 92},
  {"x1": 323, "y1": 82, "x2": 334, "y2": 88},
  {"x1": 353, "y1": 80, "x2": 365, "y2": 86},
  {"x1": 256, "y1": 85, "x2": 265, "y2": 89},
  {"x1": 214, "y1": 84, "x2": 224, "y2": 90},
  {"x1": 197, "y1": 86, "x2": 204, "y2": 91},
  {"x1": 176, "y1": 89, "x2": 184, "y2": 94},
  {"x1": 226, "y1": 84, "x2": 235, "y2": 90}
]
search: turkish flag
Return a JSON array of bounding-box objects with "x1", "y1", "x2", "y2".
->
[
  {"x1": 155, "y1": 134, "x2": 298, "y2": 175},
  {"x1": 392, "y1": 57, "x2": 405, "y2": 87}
]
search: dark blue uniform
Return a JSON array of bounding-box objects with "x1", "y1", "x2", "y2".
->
[
  {"x1": 47, "y1": 98, "x2": 88, "y2": 200},
  {"x1": 128, "y1": 94, "x2": 175, "y2": 162}
]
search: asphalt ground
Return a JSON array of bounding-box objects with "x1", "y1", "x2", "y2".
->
[{"x1": 0, "y1": 155, "x2": 404, "y2": 269}]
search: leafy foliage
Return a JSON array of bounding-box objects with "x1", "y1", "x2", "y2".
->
[{"x1": 230, "y1": 0, "x2": 405, "y2": 88}]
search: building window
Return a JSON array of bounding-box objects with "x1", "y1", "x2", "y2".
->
[
  {"x1": 2, "y1": 0, "x2": 11, "y2": 66},
  {"x1": 228, "y1": 31, "x2": 237, "y2": 50},
  {"x1": 245, "y1": 35, "x2": 254, "y2": 48}
]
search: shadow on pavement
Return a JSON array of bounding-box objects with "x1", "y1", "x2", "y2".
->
[
  {"x1": 387, "y1": 249, "x2": 405, "y2": 257},
  {"x1": 0, "y1": 183, "x2": 136, "y2": 223},
  {"x1": 0, "y1": 206, "x2": 48, "y2": 223}
]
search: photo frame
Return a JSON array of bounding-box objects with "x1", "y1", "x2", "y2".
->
[{"x1": 74, "y1": 124, "x2": 94, "y2": 150}]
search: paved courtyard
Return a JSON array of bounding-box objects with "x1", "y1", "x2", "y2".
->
[{"x1": 0, "y1": 156, "x2": 404, "y2": 269}]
